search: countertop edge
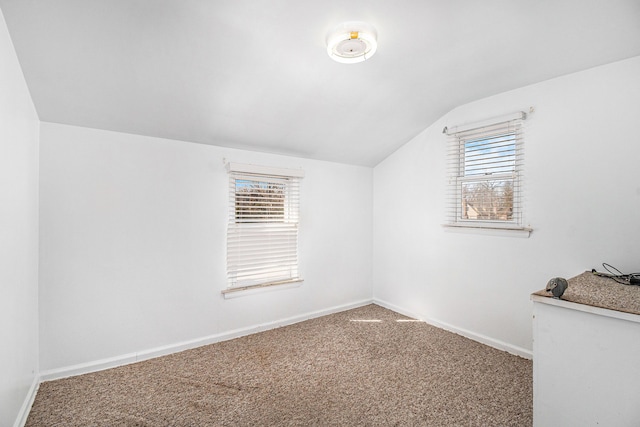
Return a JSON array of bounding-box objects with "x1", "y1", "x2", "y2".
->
[{"x1": 531, "y1": 293, "x2": 640, "y2": 324}]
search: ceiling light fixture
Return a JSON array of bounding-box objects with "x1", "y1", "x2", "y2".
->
[{"x1": 326, "y1": 21, "x2": 378, "y2": 64}]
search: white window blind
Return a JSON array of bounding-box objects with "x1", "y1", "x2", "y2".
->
[
  {"x1": 445, "y1": 112, "x2": 526, "y2": 229},
  {"x1": 225, "y1": 163, "x2": 303, "y2": 293}
]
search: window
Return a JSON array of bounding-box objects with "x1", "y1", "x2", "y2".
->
[
  {"x1": 445, "y1": 112, "x2": 528, "y2": 232},
  {"x1": 224, "y1": 162, "x2": 304, "y2": 295}
]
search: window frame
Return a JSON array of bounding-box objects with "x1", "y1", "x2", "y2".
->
[
  {"x1": 444, "y1": 112, "x2": 531, "y2": 236},
  {"x1": 223, "y1": 162, "x2": 304, "y2": 296}
]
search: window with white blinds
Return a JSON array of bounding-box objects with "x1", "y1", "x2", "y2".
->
[
  {"x1": 445, "y1": 112, "x2": 526, "y2": 230},
  {"x1": 225, "y1": 163, "x2": 303, "y2": 293}
]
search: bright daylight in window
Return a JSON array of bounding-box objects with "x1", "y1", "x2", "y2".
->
[
  {"x1": 445, "y1": 112, "x2": 527, "y2": 232},
  {"x1": 224, "y1": 163, "x2": 303, "y2": 295}
]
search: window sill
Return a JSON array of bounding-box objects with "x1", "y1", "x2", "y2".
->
[
  {"x1": 442, "y1": 224, "x2": 532, "y2": 238},
  {"x1": 221, "y1": 279, "x2": 303, "y2": 299}
]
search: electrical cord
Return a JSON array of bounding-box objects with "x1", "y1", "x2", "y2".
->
[{"x1": 592, "y1": 263, "x2": 640, "y2": 286}]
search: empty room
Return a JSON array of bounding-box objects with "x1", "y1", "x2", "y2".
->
[{"x1": 2, "y1": 1, "x2": 640, "y2": 426}]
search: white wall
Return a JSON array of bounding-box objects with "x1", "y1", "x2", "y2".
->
[
  {"x1": 39, "y1": 123, "x2": 372, "y2": 372},
  {"x1": 373, "y1": 56, "x2": 640, "y2": 355},
  {"x1": 0, "y1": 8, "x2": 39, "y2": 427}
]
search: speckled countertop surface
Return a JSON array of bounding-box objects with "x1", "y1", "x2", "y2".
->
[{"x1": 533, "y1": 271, "x2": 640, "y2": 316}]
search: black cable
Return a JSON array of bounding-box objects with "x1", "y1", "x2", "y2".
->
[{"x1": 592, "y1": 263, "x2": 640, "y2": 286}]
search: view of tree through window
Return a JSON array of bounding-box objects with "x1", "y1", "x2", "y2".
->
[
  {"x1": 461, "y1": 133, "x2": 516, "y2": 221},
  {"x1": 234, "y1": 179, "x2": 285, "y2": 223},
  {"x1": 462, "y1": 180, "x2": 513, "y2": 220}
]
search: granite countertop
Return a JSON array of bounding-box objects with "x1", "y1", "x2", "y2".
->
[{"x1": 532, "y1": 271, "x2": 640, "y2": 316}]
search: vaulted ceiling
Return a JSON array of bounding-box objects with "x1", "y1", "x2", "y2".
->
[{"x1": 2, "y1": 1, "x2": 640, "y2": 166}]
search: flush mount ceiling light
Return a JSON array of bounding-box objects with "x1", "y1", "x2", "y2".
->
[{"x1": 326, "y1": 21, "x2": 378, "y2": 64}]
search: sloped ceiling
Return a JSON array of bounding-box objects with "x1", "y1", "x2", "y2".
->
[{"x1": 2, "y1": 0, "x2": 640, "y2": 166}]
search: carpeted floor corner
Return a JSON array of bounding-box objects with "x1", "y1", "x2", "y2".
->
[{"x1": 26, "y1": 304, "x2": 532, "y2": 426}]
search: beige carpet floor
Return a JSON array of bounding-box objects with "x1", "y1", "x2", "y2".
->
[{"x1": 26, "y1": 304, "x2": 532, "y2": 426}]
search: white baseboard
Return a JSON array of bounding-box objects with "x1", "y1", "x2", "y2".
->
[
  {"x1": 13, "y1": 376, "x2": 40, "y2": 427},
  {"x1": 40, "y1": 298, "x2": 374, "y2": 382},
  {"x1": 373, "y1": 298, "x2": 533, "y2": 360}
]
